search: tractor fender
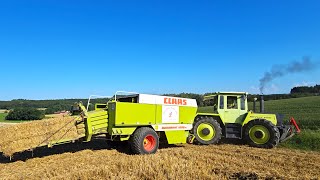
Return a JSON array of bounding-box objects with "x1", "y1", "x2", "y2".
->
[
  {"x1": 195, "y1": 113, "x2": 224, "y2": 126},
  {"x1": 242, "y1": 111, "x2": 277, "y2": 127}
]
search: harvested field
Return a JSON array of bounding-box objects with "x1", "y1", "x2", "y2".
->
[
  {"x1": 0, "y1": 141, "x2": 319, "y2": 179},
  {"x1": 0, "y1": 116, "x2": 82, "y2": 156},
  {"x1": 0, "y1": 123, "x2": 16, "y2": 128}
]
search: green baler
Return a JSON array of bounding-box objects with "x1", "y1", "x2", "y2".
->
[{"x1": 72, "y1": 92, "x2": 198, "y2": 154}]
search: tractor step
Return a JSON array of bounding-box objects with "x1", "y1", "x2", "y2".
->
[{"x1": 225, "y1": 123, "x2": 242, "y2": 139}]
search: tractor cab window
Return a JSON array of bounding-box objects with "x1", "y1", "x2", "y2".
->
[
  {"x1": 227, "y1": 96, "x2": 238, "y2": 109},
  {"x1": 219, "y1": 95, "x2": 224, "y2": 109},
  {"x1": 240, "y1": 95, "x2": 246, "y2": 110}
]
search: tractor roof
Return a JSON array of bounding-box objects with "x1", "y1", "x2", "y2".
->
[
  {"x1": 215, "y1": 92, "x2": 248, "y2": 95},
  {"x1": 204, "y1": 92, "x2": 248, "y2": 100}
]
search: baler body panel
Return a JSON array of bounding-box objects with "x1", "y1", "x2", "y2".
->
[
  {"x1": 105, "y1": 94, "x2": 198, "y2": 144},
  {"x1": 113, "y1": 102, "x2": 157, "y2": 126},
  {"x1": 108, "y1": 103, "x2": 197, "y2": 126},
  {"x1": 165, "y1": 130, "x2": 189, "y2": 144}
]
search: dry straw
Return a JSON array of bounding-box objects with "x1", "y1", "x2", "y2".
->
[
  {"x1": 0, "y1": 144, "x2": 320, "y2": 179},
  {"x1": 0, "y1": 116, "x2": 82, "y2": 156}
]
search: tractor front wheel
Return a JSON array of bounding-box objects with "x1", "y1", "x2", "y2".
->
[
  {"x1": 244, "y1": 119, "x2": 280, "y2": 148},
  {"x1": 192, "y1": 116, "x2": 222, "y2": 145},
  {"x1": 130, "y1": 127, "x2": 159, "y2": 154}
]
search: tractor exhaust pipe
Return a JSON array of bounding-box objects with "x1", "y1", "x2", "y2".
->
[
  {"x1": 260, "y1": 95, "x2": 264, "y2": 113},
  {"x1": 253, "y1": 97, "x2": 257, "y2": 112}
]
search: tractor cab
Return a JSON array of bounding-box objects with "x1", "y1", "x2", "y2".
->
[{"x1": 203, "y1": 92, "x2": 248, "y2": 124}]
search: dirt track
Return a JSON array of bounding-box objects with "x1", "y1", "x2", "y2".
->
[{"x1": 0, "y1": 140, "x2": 319, "y2": 180}]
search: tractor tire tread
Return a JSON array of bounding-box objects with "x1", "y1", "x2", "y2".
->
[
  {"x1": 193, "y1": 116, "x2": 222, "y2": 145},
  {"x1": 244, "y1": 119, "x2": 280, "y2": 149}
]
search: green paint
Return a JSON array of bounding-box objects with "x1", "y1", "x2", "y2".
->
[
  {"x1": 249, "y1": 125, "x2": 270, "y2": 144},
  {"x1": 242, "y1": 111, "x2": 277, "y2": 126},
  {"x1": 165, "y1": 130, "x2": 188, "y2": 144},
  {"x1": 114, "y1": 102, "x2": 157, "y2": 125},
  {"x1": 111, "y1": 127, "x2": 136, "y2": 135},
  {"x1": 179, "y1": 106, "x2": 197, "y2": 124},
  {"x1": 196, "y1": 123, "x2": 215, "y2": 141},
  {"x1": 80, "y1": 97, "x2": 197, "y2": 145},
  {"x1": 200, "y1": 92, "x2": 277, "y2": 126},
  {"x1": 85, "y1": 110, "x2": 108, "y2": 141}
]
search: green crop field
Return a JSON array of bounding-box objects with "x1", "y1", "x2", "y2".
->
[
  {"x1": 198, "y1": 96, "x2": 320, "y2": 151},
  {"x1": 0, "y1": 113, "x2": 7, "y2": 122}
]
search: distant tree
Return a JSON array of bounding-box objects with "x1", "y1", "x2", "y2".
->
[
  {"x1": 291, "y1": 84, "x2": 320, "y2": 94},
  {"x1": 5, "y1": 107, "x2": 45, "y2": 120}
]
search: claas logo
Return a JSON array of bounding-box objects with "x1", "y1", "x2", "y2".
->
[{"x1": 164, "y1": 97, "x2": 187, "y2": 105}]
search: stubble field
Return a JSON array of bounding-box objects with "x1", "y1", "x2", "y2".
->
[{"x1": 0, "y1": 140, "x2": 319, "y2": 180}]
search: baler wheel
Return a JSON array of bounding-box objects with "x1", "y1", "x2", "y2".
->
[
  {"x1": 244, "y1": 119, "x2": 280, "y2": 148},
  {"x1": 130, "y1": 127, "x2": 159, "y2": 155},
  {"x1": 193, "y1": 116, "x2": 222, "y2": 145}
]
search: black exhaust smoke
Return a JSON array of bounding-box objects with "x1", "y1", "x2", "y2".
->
[{"x1": 259, "y1": 57, "x2": 317, "y2": 94}]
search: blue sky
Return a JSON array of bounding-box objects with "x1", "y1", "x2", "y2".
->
[{"x1": 0, "y1": 0, "x2": 320, "y2": 100}]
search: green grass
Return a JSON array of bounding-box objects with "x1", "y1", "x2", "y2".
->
[
  {"x1": 0, "y1": 113, "x2": 29, "y2": 123},
  {"x1": 198, "y1": 96, "x2": 320, "y2": 151},
  {"x1": 279, "y1": 129, "x2": 320, "y2": 151},
  {"x1": 0, "y1": 113, "x2": 7, "y2": 121},
  {"x1": 250, "y1": 96, "x2": 320, "y2": 129}
]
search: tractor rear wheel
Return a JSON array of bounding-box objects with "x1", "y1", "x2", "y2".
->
[
  {"x1": 244, "y1": 119, "x2": 280, "y2": 148},
  {"x1": 130, "y1": 127, "x2": 159, "y2": 154},
  {"x1": 192, "y1": 116, "x2": 222, "y2": 145}
]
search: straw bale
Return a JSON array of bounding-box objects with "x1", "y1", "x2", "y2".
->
[{"x1": 0, "y1": 116, "x2": 82, "y2": 156}]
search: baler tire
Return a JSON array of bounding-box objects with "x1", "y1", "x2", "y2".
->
[
  {"x1": 244, "y1": 119, "x2": 280, "y2": 148},
  {"x1": 130, "y1": 127, "x2": 159, "y2": 155},
  {"x1": 193, "y1": 116, "x2": 222, "y2": 145}
]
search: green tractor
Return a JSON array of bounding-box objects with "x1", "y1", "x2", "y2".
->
[{"x1": 189, "y1": 92, "x2": 300, "y2": 148}]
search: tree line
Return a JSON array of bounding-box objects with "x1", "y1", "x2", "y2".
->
[
  {"x1": 0, "y1": 85, "x2": 319, "y2": 112},
  {"x1": 0, "y1": 98, "x2": 109, "y2": 114},
  {"x1": 290, "y1": 84, "x2": 320, "y2": 94}
]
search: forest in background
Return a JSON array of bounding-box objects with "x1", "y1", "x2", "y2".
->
[{"x1": 0, "y1": 85, "x2": 319, "y2": 112}]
